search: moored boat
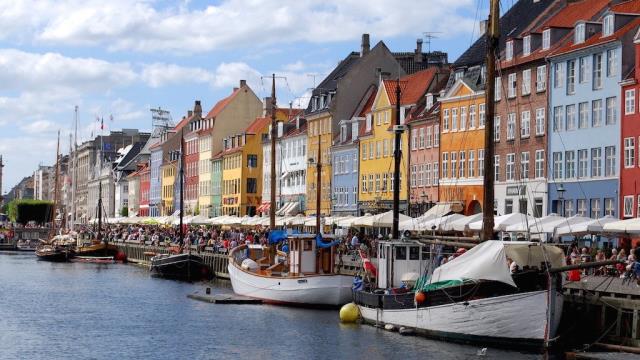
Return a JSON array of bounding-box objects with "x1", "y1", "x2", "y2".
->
[
  {"x1": 150, "y1": 252, "x2": 209, "y2": 281},
  {"x1": 35, "y1": 243, "x2": 75, "y2": 262}
]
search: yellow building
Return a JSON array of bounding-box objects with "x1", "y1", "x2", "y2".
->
[
  {"x1": 161, "y1": 162, "x2": 176, "y2": 216},
  {"x1": 438, "y1": 78, "x2": 486, "y2": 215},
  {"x1": 358, "y1": 69, "x2": 438, "y2": 214},
  {"x1": 305, "y1": 113, "x2": 332, "y2": 216},
  {"x1": 221, "y1": 117, "x2": 271, "y2": 216}
]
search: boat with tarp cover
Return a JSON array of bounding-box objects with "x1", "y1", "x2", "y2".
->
[{"x1": 354, "y1": 240, "x2": 566, "y2": 349}]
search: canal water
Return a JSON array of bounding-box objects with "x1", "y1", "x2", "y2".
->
[{"x1": 0, "y1": 252, "x2": 547, "y2": 360}]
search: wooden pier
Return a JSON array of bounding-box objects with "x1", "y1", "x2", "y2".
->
[{"x1": 187, "y1": 293, "x2": 262, "y2": 304}]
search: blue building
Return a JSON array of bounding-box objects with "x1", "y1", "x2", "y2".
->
[
  {"x1": 149, "y1": 146, "x2": 163, "y2": 217},
  {"x1": 547, "y1": 9, "x2": 639, "y2": 218}
]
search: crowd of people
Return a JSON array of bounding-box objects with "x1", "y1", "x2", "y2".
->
[{"x1": 565, "y1": 243, "x2": 640, "y2": 282}]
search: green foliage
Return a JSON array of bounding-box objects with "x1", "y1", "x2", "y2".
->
[
  {"x1": 194, "y1": 203, "x2": 200, "y2": 216},
  {"x1": 7, "y1": 199, "x2": 54, "y2": 224},
  {"x1": 121, "y1": 206, "x2": 129, "y2": 217}
]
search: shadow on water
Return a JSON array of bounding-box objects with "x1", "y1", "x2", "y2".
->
[{"x1": 0, "y1": 252, "x2": 564, "y2": 360}]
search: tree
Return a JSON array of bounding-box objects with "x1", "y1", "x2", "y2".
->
[
  {"x1": 7, "y1": 199, "x2": 54, "y2": 224},
  {"x1": 121, "y1": 206, "x2": 129, "y2": 217}
]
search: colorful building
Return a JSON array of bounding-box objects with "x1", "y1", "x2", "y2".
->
[
  {"x1": 138, "y1": 165, "x2": 150, "y2": 217},
  {"x1": 221, "y1": 117, "x2": 271, "y2": 216},
  {"x1": 197, "y1": 127, "x2": 213, "y2": 217},
  {"x1": 183, "y1": 101, "x2": 203, "y2": 215},
  {"x1": 211, "y1": 152, "x2": 223, "y2": 217},
  {"x1": 547, "y1": 4, "x2": 640, "y2": 218}
]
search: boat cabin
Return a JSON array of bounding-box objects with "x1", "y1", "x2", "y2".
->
[
  {"x1": 377, "y1": 240, "x2": 433, "y2": 289},
  {"x1": 288, "y1": 234, "x2": 336, "y2": 276}
]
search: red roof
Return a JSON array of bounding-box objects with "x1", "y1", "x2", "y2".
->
[
  {"x1": 211, "y1": 150, "x2": 224, "y2": 160},
  {"x1": 551, "y1": 17, "x2": 640, "y2": 57},
  {"x1": 245, "y1": 116, "x2": 270, "y2": 134},
  {"x1": 382, "y1": 68, "x2": 437, "y2": 106},
  {"x1": 205, "y1": 88, "x2": 240, "y2": 119},
  {"x1": 542, "y1": 0, "x2": 609, "y2": 30},
  {"x1": 611, "y1": 0, "x2": 640, "y2": 14}
]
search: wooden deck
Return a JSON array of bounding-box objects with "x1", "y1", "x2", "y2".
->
[{"x1": 187, "y1": 293, "x2": 262, "y2": 304}]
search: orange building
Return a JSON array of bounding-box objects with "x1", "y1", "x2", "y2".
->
[{"x1": 439, "y1": 78, "x2": 486, "y2": 215}]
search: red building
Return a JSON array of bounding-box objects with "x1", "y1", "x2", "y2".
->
[
  {"x1": 620, "y1": 33, "x2": 640, "y2": 219},
  {"x1": 139, "y1": 165, "x2": 150, "y2": 217},
  {"x1": 184, "y1": 101, "x2": 203, "y2": 215}
]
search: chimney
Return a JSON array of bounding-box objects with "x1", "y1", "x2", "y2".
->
[
  {"x1": 188, "y1": 110, "x2": 193, "y2": 118},
  {"x1": 194, "y1": 100, "x2": 202, "y2": 117},
  {"x1": 361, "y1": 33, "x2": 370, "y2": 57},
  {"x1": 240, "y1": 79, "x2": 246, "y2": 88},
  {"x1": 263, "y1": 96, "x2": 273, "y2": 117},
  {"x1": 479, "y1": 20, "x2": 488, "y2": 35},
  {"x1": 415, "y1": 38, "x2": 423, "y2": 63}
]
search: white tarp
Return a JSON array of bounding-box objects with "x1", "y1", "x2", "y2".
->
[
  {"x1": 371, "y1": 211, "x2": 412, "y2": 227},
  {"x1": 420, "y1": 214, "x2": 466, "y2": 231},
  {"x1": 503, "y1": 242, "x2": 566, "y2": 269},
  {"x1": 551, "y1": 215, "x2": 591, "y2": 236},
  {"x1": 429, "y1": 240, "x2": 516, "y2": 287},
  {"x1": 603, "y1": 217, "x2": 640, "y2": 234},
  {"x1": 441, "y1": 213, "x2": 483, "y2": 232},
  {"x1": 555, "y1": 215, "x2": 618, "y2": 236},
  {"x1": 468, "y1": 213, "x2": 536, "y2": 232}
]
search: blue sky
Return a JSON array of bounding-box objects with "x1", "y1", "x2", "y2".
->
[{"x1": 0, "y1": 0, "x2": 493, "y2": 192}]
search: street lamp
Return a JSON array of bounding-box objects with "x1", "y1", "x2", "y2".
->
[{"x1": 557, "y1": 183, "x2": 565, "y2": 217}]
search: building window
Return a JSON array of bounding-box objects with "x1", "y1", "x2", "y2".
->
[
  {"x1": 554, "y1": 63, "x2": 564, "y2": 88},
  {"x1": 590, "y1": 198, "x2": 601, "y2": 219},
  {"x1": 535, "y1": 108, "x2": 545, "y2": 136},
  {"x1": 469, "y1": 150, "x2": 475, "y2": 178},
  {"x1": 536, "y1": 65, "x2": 546, "y2": 92},
  {"x1": 495, "y1": 77, "x2": 501, "y2": 101},
  {"x1": 591, "y1": 148, "x2": 602, "y2": 177},
  {"x1": 451, "y1": 152, "x2": 458, "y2": 179},
  {"x1": 625, "y1": 89, "x2": 636, "y2": 115},
  {"x1": 247, "y1": 154, "x2": 258, "y2": 168},
  {"x1": 578, "y1": 149, "x2": 588, "y2": 178},
  {"x1": 443, "y1": 108, "x2": 450, "y2": 131},
  {"x1": 605, "y1": 97, "x2": 617, "y2": 125},
  {"x1": 411, "y1": 129, "x2": 417, "y2": 150},
  {"x1": 578, "y1": 102, "x2": 589, "y2": 129},
  {"x1": 522, "y1": 69, "x2": 531, "y2": 95},
  {"x1": 605, "y1": 198, "x2": 615, "y2": 216},
  {"x1": 542, "y1": 29, "x2": 550, "y2": 50},
  {"x1": 624, "y1": 137, "x2": 635, "y2": 168},
  {"x1": 607, "y1": 49, "x2": 617, "y2": 77},
  {"x1": 494, "y1": 116, "x2": 501, "y2": 141},
  {"x1": 624, "y1": 196, "x2": 634, "y2": 218},
  {"x1": 508, "y1": 73, "x2": 516, "y2": 98},
  {"x1": 506, "y1": 153, "x2": 516, "y2": 181},
  {"x1": 505, "y1": 199, "x2": 513, "y2": 215},
  {"x1": 479, "y1": 103, "x2": 486, "y2": 127},
  {"x1": 442, "y1": 152, "x2": 448, "y2": 179},
  {"x1": 579, "y1": 57, "x2": 588, "y2": 84},
  {"x1": 433, "y1": 162, "x2": 439, "y2": 185},
  {"x1": 575, "y1": 23, "x2": 585, "y2": 44},
  {"x1": 593, "y1": 53, "x2": 603, "y2": 89},
  {"x1": 376, "y1": 141, "x2": 381, "y2": 158},
  {"x1": 523, "y1": 35, "x2": 531, "y2": 56},
  {"x1": 419, "y1": 128, "x2": 425, "y2": 148},
  {"x1": 247, "y1": 178, "x2": 257, "y2": 194},
  {"x1": 451, "y1": 108, "x2": 458, "y2": 130},
  {"x1": 361, "y1": 175, "x2": 367, "y2": 192},
  {"x1": 478, "y1": 149, "x2": 485, "y2": 177},
  {"x1": 368, "y1": 174, "x2": 373, "y2": 193},
  {"x1": 459, "y1": 151, "x2": 466, "y2": 178},
  {"x1": 592, "y1": 99, "x2": 603, "y2": 127},
  {"x1": 567, "y1": 60, "x2": 576, "y2": 94},
  {"x1": 460, "y1": 107, "x2": 467, "y2": 130},
  {"x1": 520, "y1": 152, "x2": 529, "y2": 180},
  {"x1": 494, "y1": 155, "x2": 500, "y2": 182},
  {"x1": 534, "y1": 198, "x2": 543, "y2": 218},
  {"x1": 553, "y1": 106, "x2": 563, "y2": 132},
  {"x1": 603, "y1": 15, "x2": 614, "y2": 37},
  {"x1": 505, "y1": 40, "x2": 513, "y2": 61},
  {"x1": 411, "y1": 166, "x2": 416, "y2": 188},
  {"x1": 434, "y1": 125, "x2": 440, "y2": 147},
  {"x1": 564, "y1": 200, "x2": 575, "y2": 217},
  {"x1": 553, "y1": 152, "x2": 563, "y2": 180},
  {"x1": 469, "y1": 105, "x2": 477, "y2": 128},
  {"x1": 507, "y1": 113, "x2": 516, "y2": 140},
  {"x1": 565, "y1": 150, "x2": 576, "y2": 179},
  {"x1": 382, "y1": 173, "x2": 388, "y2": 191},
  {"x1": 362, "y1": 143, "x2": 367, "y2": 160},
  {"x1": 566, "y1": 104, "x2": 576, "y2": 131},
  {"x1": 604, "y1": 146, "x2": 616, "y2": 177},
  {"x1": 426, "y1": 126, "x2": 432, "y2": 148},
  {"x1": 535, "y1": 150, "x2": 544, "y2": 179},
  {"x1": 383, "y1": 139, "x2": 389, "y2": 157},
  {"x1": 576, "y1": 199, "x2": 587, "y2": 217}
]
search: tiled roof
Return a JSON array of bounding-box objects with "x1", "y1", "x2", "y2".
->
[
  {"x1": 357, "y1": 86, "x2": 377, "y2": 118},
  {"x1": 541, "y1": 0, "x2": 609, "y2": 30},
  {"x1": 392, "y1": 51, "x2": 448, "y2": 74},
  {"x1": 205, "y1": 88, "x2": 240, "y2": 119},
  {"x1": 382, "y1": 68, "x2": 437, "y2": 106},
  {"x1": 283, "y1": 118, "x2": 307, "y2": 138},
  {"x1": 211, "y1": 150, "x2": 224, "y2": 160},
  {"x1": 611, "y1": 0, "x2": 640, "y2": 14},
  {"x1": 453, "y1": 0, "x2": 555, "y2": 68},
  {"x1": 551, "y1": 17, "x2": 640, "y2": 57},
  {"x1": 245, "y1": 116, "x2": 271, "y2": 134},
  {"x1": 221, "y1": 146, "x2": 243, "y2": 156}
]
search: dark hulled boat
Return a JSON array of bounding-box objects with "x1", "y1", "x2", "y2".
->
[
  {"x1": 150, "y1": 253, "x2": 209, "y2": 281},
  {"x1": 35, "y1": 244, "x2": 75, "y2": 262}
]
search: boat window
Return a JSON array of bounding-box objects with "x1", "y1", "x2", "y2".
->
[
  {"x1": 303, "y1": 240, "x2": 312, "y2": 251},
  {"x1": 395, "y1": 246, "x2": 407, "y2": 260},
  {"x1": 409, "y1": 247, "x2": 420, "y2": 260}
]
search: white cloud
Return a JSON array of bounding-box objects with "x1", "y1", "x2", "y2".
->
[
  {"x1": 213, "y1": 62, "x2": 262, "y2": 89},
  {"x1": 20, "y1": 120, "x2": 58, "y2": 134},
  {"x1": 140, "y1": 63, "x2": 215, "y2": 88},
  {"x1": 1, "y1": 0, "x2": 476, "y2": 53}
]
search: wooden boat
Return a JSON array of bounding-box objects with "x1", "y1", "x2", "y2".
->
[
  {"x1": 228, "y1": 235, "x2": 353, "y2": 307},
  {"x1": 35, "y1": 243, "x2": 74, "y2": 262},
  {"x1": 75, "y1": 240, "x2": 120, "y2": 258},
  {"x1": 72, "y1": 256, "x2": 115, "y2": 264},
  {"x1": 354, "y1": 240, "x2": 566, "y2": 350},
  {"x1": 16, "y1": 239, "x2": 38, "y2": 251},
  {"x1": 150, "y1": 253, "x2": 209, "y2": 281}
]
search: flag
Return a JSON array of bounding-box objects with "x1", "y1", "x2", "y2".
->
[{"x1": 101, "y1": 117, "x2": 104, "y2": 130}]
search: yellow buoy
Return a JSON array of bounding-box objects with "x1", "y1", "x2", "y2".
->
[{"x1": 339, "y1": 302, "x2": 360, "y2": 323}]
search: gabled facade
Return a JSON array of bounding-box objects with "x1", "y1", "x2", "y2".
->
[
  {"x1": 211, "y1": 152, "x2": 223, "y2": 217},
  {"x1": 183, "y1": 101, "x2": 203, "y2": 215},
  {"x1": 548, "y1": 5, "x2": 640, "y2": 219}
]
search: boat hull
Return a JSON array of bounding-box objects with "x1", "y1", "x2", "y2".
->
[
  {"x1": 150, "y1": 253, "x2": 209, "y2": 281},
  {"x1": 75, "y1": 242, "x2": 120, "y2": 258},
  {"x1": 35, "y1": 249, "x2": 73, "y2": 262},
  {"x1": 228, "y1": 263, "x2": 353, "y2": 307},
  {"x1": 357, "y1": 289, "x2": 563, "y2": 350}
]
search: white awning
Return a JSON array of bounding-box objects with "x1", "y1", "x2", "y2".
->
[
  {"x1": 603, "y1": 217, "x2": 640, "y2": 234},
  {"x1": 468, "y1": 213, "x2": 536, "y2": 232},
  {"x1": 555, "y1": 215, "x2": 618, "y2": 237},
  {"x1": 284, "y1": 202, "x2": 300, "y2": 216}
]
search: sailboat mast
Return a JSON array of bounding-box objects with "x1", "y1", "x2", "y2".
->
[
  {"x1": 316, "y1": 126, "x2": 322, "y2": 234},
  {"x1": 179, "y1": 128, "x2": 185, "y2": 244},
  {"x1": 392, "y1": 79, "x2": 402, "y2": 240},
  {"x1": 97, "y1": 127, "x2": 104, "y2": 241},
  {"x1": 71, "y1": 106, "x2": 78, "y2": 230},
  {"x1": 269, "y1": 74, "x2": 277, "y2": 230},
  {"x1": 481, "y1": 0, "x2": 499, "y2": 241},
  {"x1": 52, "y1": 131, "x2": 61, "y2": 236}
]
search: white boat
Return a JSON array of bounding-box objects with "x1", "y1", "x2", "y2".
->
[
  {"x1": 228, "y1": 234, "x2": 353, "y2": 306},
  {"x1": 354, "y1": 240, "x2": 566, "y2": 349}
]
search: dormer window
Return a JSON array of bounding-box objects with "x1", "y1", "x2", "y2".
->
[
  {"x1": 340, "y1": 125, "x2": 347, "y2": 142},
  {"x1": 319, "y1": 96, "x2": 325, "y2": 109},
  {"x1": 426, "y1": 93, "x2": 434, "y2": 109},
  {"x1": 366, "y1": 113, "x2": 372, "y2": 131},
  {"x1": 523, "y1": 36, "x2": 531, "y2": 56},
  {"x1": 575, "y1": 23, "x2": 585, "y2": 44},
  {"x1": 542, "y1": 29, "x2": 551, "y2": 50},
  {"x1": 603, "y1": 15, "x2": 614, "y2": 37},
  {"x1": 505, "y1": 40, "x2": 513, "y2": 61}
]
